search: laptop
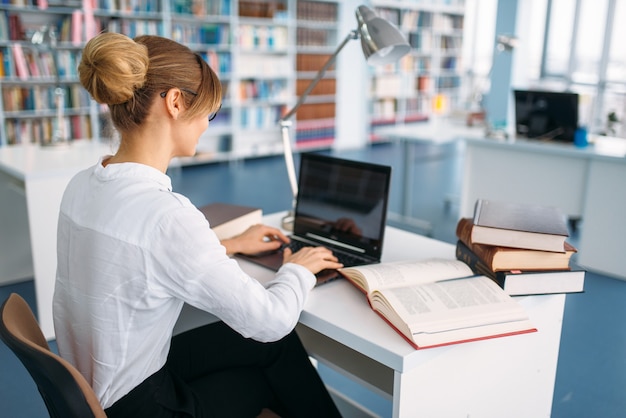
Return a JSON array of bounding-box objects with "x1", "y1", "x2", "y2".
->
[{"x1": 237, "y1": 152, "x2": 392, "y2": 285}]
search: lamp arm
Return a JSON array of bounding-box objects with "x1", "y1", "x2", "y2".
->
[
  {"x1": 279, "y1": 29, "x2": 359, "y2": 202},
  {"x1": 280, "y1": 121, "x2": 299, "y2": 202}
]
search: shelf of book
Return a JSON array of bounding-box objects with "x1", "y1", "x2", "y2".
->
[
  {"x1": 1, "y1": 0, "x2": 467, "y2": 160},
  {"x1": 368, "y1": 0, "x2": 465, "y2": 131},
  {"x1": 293, "y1": 0, "x2": 338, "y2": 150}
]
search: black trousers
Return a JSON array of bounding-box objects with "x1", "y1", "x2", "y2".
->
[{"x1": 105, "y1": 321, "x2": 342, "y2": 418}]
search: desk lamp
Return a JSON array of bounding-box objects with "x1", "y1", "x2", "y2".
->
[{"x1": 279, "y1": 5, "x2": 410, "y2": 230}]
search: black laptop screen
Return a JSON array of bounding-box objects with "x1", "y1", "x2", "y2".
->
[{"x1": 294, "y1": 153, "x2": 391, "y2": 259}]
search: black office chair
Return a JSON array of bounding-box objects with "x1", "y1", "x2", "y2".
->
[{"x1": 0, "y1": 293, "x2": 106, "y2": 418}]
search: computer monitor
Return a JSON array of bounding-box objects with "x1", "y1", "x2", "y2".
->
[{"x1": 513, "y1": 89, "x2": 579, "y2": 142}]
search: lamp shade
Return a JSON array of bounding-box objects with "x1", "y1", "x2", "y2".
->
[{"x1": 356, "y1": 5, "x2": 411, "y2": 66}]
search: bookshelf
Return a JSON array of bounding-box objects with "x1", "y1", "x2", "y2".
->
[
  {"x1": 369, "y1": 0, "x2": 465, "y2": 137},
  {"x1": 0, "y1": 3, "x2": 93, "y2": 146},
  {"x1": 0, "y1": 0, "x2": 467, "y2": 160},
  {"x1": 294, "y1": 0, "x2": 338, "y2": 151},
  {"x1": 167, "y1": 1, "x2": 234, "y2": 161},
  {"x1": 0, "y1": 0, "x2": 298, "y2": 159},
  {"x1": 229, "y1": 0, "x2": 291, "y2": 159}
]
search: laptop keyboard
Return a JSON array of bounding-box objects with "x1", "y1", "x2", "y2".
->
[{"x1": 288, "y1": 239, "x2": 371, "y2": 267}]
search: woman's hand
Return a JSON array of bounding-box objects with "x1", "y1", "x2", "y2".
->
[
  {"x1": 220, "y1": 224, "x2": 289, "y2": 256},
  {"x1": 220, "y1": 224, "x2": 343, "y2": 275},
  {"x1": 282, "y1": 246, "x2": 343, "y2": 275}
]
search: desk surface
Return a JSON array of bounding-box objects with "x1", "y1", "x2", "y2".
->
[
  {"x1": 164, "y1": 211, "x2": 568, "y2": 416},
  {"x1": 374, "y1": 118, "x2": 490, "y2": 144},
  {"x1": 465, "y1": 134, "x2": 626, "y2": 161},
  {"x1": 376, "y1": 120, "x2": 626, "y2": 161},
  {"x1": 178, "y1": 212, "x2": 565, "y2": 417},
  {"x1": 177, "y1": 212, "x2": 565, "y2": 373}
]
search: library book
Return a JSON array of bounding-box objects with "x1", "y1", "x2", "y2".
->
[
  {"x1": 471, "y1": 199, "x2": 569, "y2": 252},
  {"x1": 455, "y1": 240, "x2": 585, "y2": 296},
  {"x1": 456, "y1": 217, "x2": 576, "y2": 271},
  {"x1": 338, "y1": 258, "x2": 536, "y2": 350}
]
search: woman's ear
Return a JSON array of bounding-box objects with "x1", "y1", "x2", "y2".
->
[{"x1": 163, "y1": 89, "x2": 183, "y2": 120}]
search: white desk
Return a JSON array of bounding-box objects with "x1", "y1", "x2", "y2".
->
[
  {"x1": 0, "y1": 142, "x2": 566, "y2": 416},
  {"x1": 176, "y1": 212, "x2": 566, "y2": 418},
  {"x1": 0, "y1": 141, "x2": 117, "y2": 338},
  {"x1": 374, "y1": 118, "x2": 487, "y2": 146},
  {"x1": 460, "y1": 136, "x2": 626, "y2": 280}
]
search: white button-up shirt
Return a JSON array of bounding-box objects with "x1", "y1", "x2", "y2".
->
[{"x1": 53, "y1": 157, "x2": 314, "y2": 408}]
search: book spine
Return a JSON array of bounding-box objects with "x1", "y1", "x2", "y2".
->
[
  {"x1": 472, "y1": 199, "x2": 485, "y2": 224},
  {"x1": 455, "y1": 240, "x2": 502, "y2": 284},
  {"x1": 455, "y1": 217, "x2": 473, "y2": 244},
  {"x1": 456, "y1": 217, "x2": 497, "y2": 269},
  {"x1": 71, "y1": 10, "x2": 83, "y2": 45},
  {"x1": 11, "y1": 44, "x2": 29, "y2": 80},
  {"x1": 83, "y1": 0, "x2": 98, "y2": 40}
]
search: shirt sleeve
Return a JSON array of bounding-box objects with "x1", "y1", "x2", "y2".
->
[{"x1": 147, "y1": 204, "x2": 316, "y2": 342}]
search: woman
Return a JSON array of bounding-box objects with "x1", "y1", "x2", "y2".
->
[{"x1": 53, "y1": 32, "x2": 343, "y2": 417}]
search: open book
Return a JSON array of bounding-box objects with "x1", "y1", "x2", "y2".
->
[{"x1": 339, "y1": 258, "x2": 536, "y2": 349}]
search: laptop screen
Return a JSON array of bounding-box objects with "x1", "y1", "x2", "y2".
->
[{"x1": 293, "y1": 153, "x2": 392, "y2": 260}]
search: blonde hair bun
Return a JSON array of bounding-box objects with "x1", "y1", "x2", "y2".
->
[{"x1": 78, "y1": 32, "x2": 149, "y2": 105}]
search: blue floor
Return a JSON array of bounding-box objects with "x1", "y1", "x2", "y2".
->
[{"x1": 1, "y1": 141, "x2": 625, "y2": 417}]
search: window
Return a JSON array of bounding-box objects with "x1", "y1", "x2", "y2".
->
[
  {"x1": 607, "y1": 1, "x2": 626, "y2": 82},
  {"x1": 465, "y1": 0, "x2": 626, "y2": 137},
  {"x1": 461, "y1": 0, "x2": 497, "y2": 112},
  {"x1": 543, "y1": 0, "x2": 575, "y2": 76},
  {"x1": 571, "y1": 0, "x2": 608, "y2": 85},
  {"x1": 539, "y1": 0, "x2": 623, "y2": 135}
]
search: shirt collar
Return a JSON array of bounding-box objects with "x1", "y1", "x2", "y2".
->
[{"x1": 94, "y1": 156, "x2": 173, "y2": 192}]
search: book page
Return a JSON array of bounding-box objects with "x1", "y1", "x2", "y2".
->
[
  {"x1": 345, "y1": 258, "x2": 473, "y2": 293},
  {"x1": 372, "y1": 276, "x2": 527, "y2": 334}
]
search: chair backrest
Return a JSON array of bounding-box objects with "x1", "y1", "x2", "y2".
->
[{"x1": 0, "y1": 293, "x2": 106, "y2": 418}]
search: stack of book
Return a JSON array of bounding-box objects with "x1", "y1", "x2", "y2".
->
[{"x1": 455, "y1": 199, "x2": 585, "y2": 296}]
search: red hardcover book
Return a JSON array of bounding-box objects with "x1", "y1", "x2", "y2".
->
[{"x1": 339, "y1": 259, "x2": 536, "y2": 349}]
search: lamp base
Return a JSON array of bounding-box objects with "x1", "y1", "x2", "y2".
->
[{"x1": 281, "y1": 210, "x2": 295, "y2": 232}]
